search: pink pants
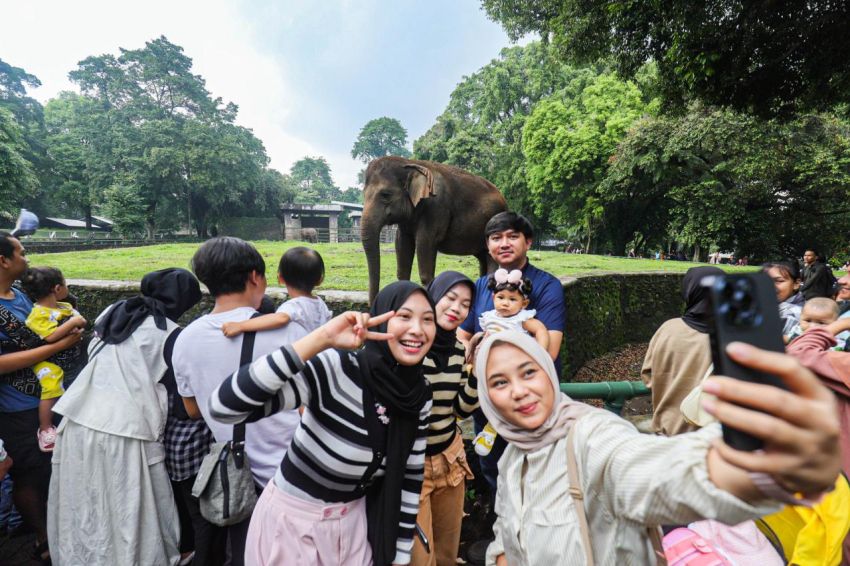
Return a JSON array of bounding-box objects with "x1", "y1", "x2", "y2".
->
[{"x1": 245, "y1": 481, "x2": 373, "y2": 566}]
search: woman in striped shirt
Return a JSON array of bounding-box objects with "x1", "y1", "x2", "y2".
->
[
  {"x1": 411, "y1": 271, "x2": 478, "y2": 566},
  {"x1": 477, "y1": 331, "x2": 841, "y2": 566},
  {"x1": 209, "y1": 281, "x2": 436, "y2": 566}
]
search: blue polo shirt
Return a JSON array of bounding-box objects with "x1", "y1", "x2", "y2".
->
[
  {"x1": 461, "y1": 261, "x2": 566, "y2": 372},
  {"x1": 0, "y1": 288, "x2": 39, "y2": 412}
]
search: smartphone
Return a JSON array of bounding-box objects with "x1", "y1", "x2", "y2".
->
[{"x1": 701, "y1": 272, "x2": 787, "y2": 451}]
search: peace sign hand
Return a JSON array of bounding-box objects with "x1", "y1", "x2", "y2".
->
[{"x1": 318, "y1": 310, "x2": 395, "y2": 351}]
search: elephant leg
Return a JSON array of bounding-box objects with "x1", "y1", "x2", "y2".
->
[
  {"x1": 416, "y1": 237, "x2": 438, "y2": 287},
  {"x1": 396, "y1": 230, "x2": 415, "y2": 281}
]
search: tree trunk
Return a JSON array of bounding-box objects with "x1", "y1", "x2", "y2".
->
[{"x1": 85, "y1": 204, "x2": 93, "y2": 231}]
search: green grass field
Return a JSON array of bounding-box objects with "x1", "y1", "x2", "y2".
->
[{"x1": 28, "y1": 241, "x2": 750, "y2": 291}]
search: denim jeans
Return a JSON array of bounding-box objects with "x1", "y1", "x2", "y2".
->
[{"x1": 0, "y1": 475, "x2": 22, "y2": 532}]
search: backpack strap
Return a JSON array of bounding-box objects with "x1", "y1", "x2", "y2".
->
[
  {"x1": 566, "y1": 425, "x2": 595, "y2": 566},
  {"x1": 566, "y1": 424, "x2": 668, "y2": 566},
  {"x1": 231, "y1": 313, "x2": 260, "y2": 469}
]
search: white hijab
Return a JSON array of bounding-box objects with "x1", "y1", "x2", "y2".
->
[{"x1": 475, "y1": 331, "x2": 591, "y2": 452}]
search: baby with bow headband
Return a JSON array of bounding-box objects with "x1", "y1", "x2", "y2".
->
[{"x1": 471, "y1": 268, "x2": 550, "y2": 455}]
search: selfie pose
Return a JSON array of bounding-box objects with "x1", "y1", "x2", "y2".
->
[
  {"x1": 476, "y1": 331, "x2": 840, "y2": 566},
  {"x1": 210, "y1": 281, "x2": 435, "y2": 566}
]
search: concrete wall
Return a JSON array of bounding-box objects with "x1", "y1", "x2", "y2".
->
[{"x1": 68, "y1": 272, "x2": 686, "y2": 378}]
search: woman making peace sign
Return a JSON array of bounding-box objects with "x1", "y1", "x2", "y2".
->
[{"x1": 210, "y1": 281, "x2": 436, "y2": 566}]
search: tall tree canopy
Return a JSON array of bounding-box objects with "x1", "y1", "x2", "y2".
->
[
  {"x1": 351, "y1": 117, "x2": 410, "y2": 163},
  {"x1": 480, "y1": 0, "x2": 850, "y2": 117},
  {"x1": 414, "y1": 42, "x2": 587, "y2": 231},
  {"x1": 39, "y1": 36, "x2": 276, "y2": 237},
  {"x1": 288, "y1": 156, "x2": 340, "y2": 203}
]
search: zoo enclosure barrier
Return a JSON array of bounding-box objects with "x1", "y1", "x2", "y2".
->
[{"x1": 560, "y1": 381, "x2": 650, "y2": 415}]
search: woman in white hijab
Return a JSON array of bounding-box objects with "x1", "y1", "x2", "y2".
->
[{"x1": 476, "y1": 331, "x2": 841, "y2": 566}]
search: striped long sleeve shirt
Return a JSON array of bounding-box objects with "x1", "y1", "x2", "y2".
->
[
  {"x1": 209, "y1": 344, "x2": 431, "y2": 565},
  {"x1": 421, "y1": 340, "x2": 478, "y2": 455}
]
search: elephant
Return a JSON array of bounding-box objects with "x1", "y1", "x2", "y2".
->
[
  {"x1": 299, "y1": 228, "x2": 319, "y2": 243},
  {"x1": 361, "y1": 156, "x2": 508, "y2": 303}
]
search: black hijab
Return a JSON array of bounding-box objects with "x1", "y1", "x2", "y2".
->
[
  {"x1": 681, "y1": 266, "x2": 724, "y2": 334},
  {"x1": 94, "y1": 268, "x2": 202, "y2": 344},
  {"x1": 358, "y1": 281, "x2": 434, "y2": 566},
  {"x1": 426, "y1": 271, "x2": 474, "y2": 372}
]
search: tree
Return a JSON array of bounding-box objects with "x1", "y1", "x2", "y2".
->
[
  {"x1": 480, "y1": 0, "x2": 850, "y2": 117},
  {"x1": 414, "y1": 41, "x2": 589, "y2": 231},
  {"x1": 42, "y1": 92, "x2": 112, "y2": 227},
  {"x1": 59, "y1": 36, "x2": 275, "y2": 237},
  {"x1": 522, "y1": 72, "x2": 655, "y2": 251},
  {"x1": 0, "y1": 107, "x2": 39, "y2": 218},
  {"x1": 351, "y1": 117, "x2": 410, "y2": 163},
  {"x1": 0, "y1": 58, "x2": 47, "y2": 213},
  {"x1": 601, "y1": 105, "x2": 850, "y2": 259},
  {"x1": 102, "y1": 183, "x2": 147, "y2": 236},
  {"x1": 289, "y1": 156, "x2": 339, "y2": 203}
]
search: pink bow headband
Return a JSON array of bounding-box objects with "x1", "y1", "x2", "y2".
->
[{"x1": 494, "y1": 268, "x2": 523, "y2": 285}]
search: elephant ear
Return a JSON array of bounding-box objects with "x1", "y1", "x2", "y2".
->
[{"x1": 403, "y1": 164, "x2": 436, "y2": 207}]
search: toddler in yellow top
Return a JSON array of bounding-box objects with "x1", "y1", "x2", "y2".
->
[{"x1": 20, "y1": 267, "x2": 86, "y2": 452}]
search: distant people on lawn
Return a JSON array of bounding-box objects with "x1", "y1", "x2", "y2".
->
[{"x1": 801, "y1": 248, "x2": 836, "y2": 300}]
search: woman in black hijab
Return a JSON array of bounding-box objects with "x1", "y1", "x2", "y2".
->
[
  {"x1": 48, "y1": 268, "x2": 202, "y2": 566},
  {"x1": 640, "y1": 266, "x2": 724, "y2": 436},
  {"x1": 210, "y1": 280, "x2": 436, "y2": 566},
  {"x1": 410, "y1": 271, "x2": 477, "y2": 565}
]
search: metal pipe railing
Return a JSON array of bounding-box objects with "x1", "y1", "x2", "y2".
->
[{"x1": 560, "y1": 381, "x2": 650, "y2": 415}]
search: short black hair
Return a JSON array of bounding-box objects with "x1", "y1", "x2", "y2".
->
[
  {"x1": 484, "y1": 211, "x2": 534, "y2": 240},
  {"x1": 0, "y1": 232, "x2": 18, "y2": 259},
  {"x1": 190, "y1": 237, "x2": 266, "y2": 297},
  {"x1": 762, "y1": 259, "x2": 801, "y2": 282},
  {"x1": 20, "y1": 266, "x2": 65, "y2": 301},
  {"x1": 278, "y1": 247, "x2": 325, "y2": 293}
]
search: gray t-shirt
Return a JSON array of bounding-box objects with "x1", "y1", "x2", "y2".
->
[
  {"x1": 278, "y1": 296, "x2": 332, "y2": 333},
  {"x1": 173, "y1": 306, "x2": 307, "y2": 487}
]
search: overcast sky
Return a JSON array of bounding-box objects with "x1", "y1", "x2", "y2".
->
[{"x1": 1, "y1": 0, "x2": 515, "y2": 188}]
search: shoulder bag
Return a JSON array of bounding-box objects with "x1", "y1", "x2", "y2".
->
[
  {"x1": 566, "y1": 424, "x2": 668, "y2": 566},
  {"x1": 191, "y1": 317, "x2": 260, "y2": 526}
]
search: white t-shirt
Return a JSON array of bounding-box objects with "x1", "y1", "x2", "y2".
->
[
  {"x1": 173, "y1": 306, "x2": 307, "y2": 487},
  {"x1": 278, "y1": 296, "x2": 332, "y2": 333}
]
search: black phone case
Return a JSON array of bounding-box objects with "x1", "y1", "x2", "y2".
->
[{"x1": 704, "y1": 272, "x2": 787, "y2": 451}]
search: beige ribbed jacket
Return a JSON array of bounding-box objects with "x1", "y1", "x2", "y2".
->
[
  {"x1": 641, "y1": 317, "x2": 713, "y2": 435},
  {"x1": 486, "y1": 409, "x2": 780, "y2": 566}
]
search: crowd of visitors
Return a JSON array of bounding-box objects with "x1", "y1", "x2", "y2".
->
[{"x1": 0, "y1": 215, "x2": 848, "y2": 566}]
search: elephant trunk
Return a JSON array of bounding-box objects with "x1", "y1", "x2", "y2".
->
[{"x1": 361, "y1": 211, "x2": 383, "y2": 305}]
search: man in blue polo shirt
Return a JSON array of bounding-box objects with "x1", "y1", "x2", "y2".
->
[{"x1": 458, "y1": 211, "x2": 565, "y2": 366}]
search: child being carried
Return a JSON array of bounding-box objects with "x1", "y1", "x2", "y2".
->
[
  {"x1": 221, "y1": 246, "x2": 331, "y2": 337},
  {"x1": 20, "y1": 267, "x2": 87, "y2": 452},
  {"x1": 787, "y1": 297, "x2": 849, "y2": 350}
]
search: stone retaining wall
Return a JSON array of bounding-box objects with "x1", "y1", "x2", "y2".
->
[{"x1": 68, "y1": 272, "x2": 686, "y2": 378}]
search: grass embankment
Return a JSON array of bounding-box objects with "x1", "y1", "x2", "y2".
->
[{"x1": 28, "y1": 241, "x2": 749, "y2": 291}]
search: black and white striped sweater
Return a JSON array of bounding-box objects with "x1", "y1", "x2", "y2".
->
[{"x1": 209, "y1": 344, "x2": 430, "y2": 564}]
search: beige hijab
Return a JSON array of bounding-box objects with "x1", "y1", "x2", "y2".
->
[{"x1": 475, "y1": 331, "x2": 592, "y2": 452}]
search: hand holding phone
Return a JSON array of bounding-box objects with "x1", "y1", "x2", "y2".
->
[{"x1": 702, "y1": 272, "x2": 787, "y2": 451}]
